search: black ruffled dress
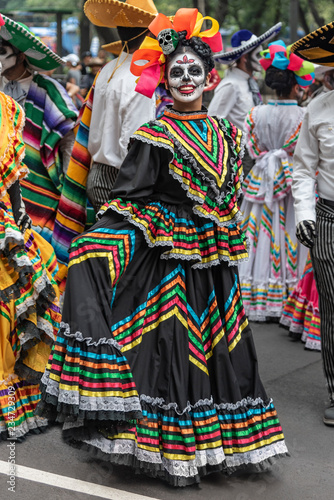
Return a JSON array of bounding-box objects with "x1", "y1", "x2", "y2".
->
[{"x1": 37, "y1": 108, "x2": 288, "y2": 486}]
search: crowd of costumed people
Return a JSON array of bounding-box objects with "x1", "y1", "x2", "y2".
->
[{"x1": 1, "y1": 0, "x2": 334, "y2": 487}]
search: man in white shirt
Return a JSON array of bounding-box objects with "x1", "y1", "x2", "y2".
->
[
  {"x1": 291, "y1": 24, "x2": 334, "y2": 426},
  {"x1": 86, "y1": 31, "x2": 156, "y2": 210},
  {"x1": 71, "y1": 0, "x2": 158, "y2": 213},
  {"x1": 208, "y1": 24, "x2": 281, "y2": 176}
]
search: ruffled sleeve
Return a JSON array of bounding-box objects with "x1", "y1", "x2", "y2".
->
[
  {"x1": 0, "y1": 92, "x2": 27, "y2": 199},
  {"x1": 98, "y1": 138, "x2": 172, "y2": 219},
  {"x1": 110, "y1": 140, "x2": 167, "y2": 202}
]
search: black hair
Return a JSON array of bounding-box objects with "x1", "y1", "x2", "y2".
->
[
  {"x1": 265, "y1": 66, "x2": 297, "y2": 98},
  {"x1": 116, "y1": 27, "x2": 148, "y2": 51},
  {"x1": 81, "y1": 51, "x2": 92, "y2": 59},
  {"x1": 0, "y1": 38, "x2": 29, "y2": 68},
  {"x1": 171, "y1": 31, "x2": 215, "y2": 74}
]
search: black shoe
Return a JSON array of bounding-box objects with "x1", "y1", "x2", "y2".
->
[{"x1": 323, "y1": 403, "x2": 334, "y2": 426}]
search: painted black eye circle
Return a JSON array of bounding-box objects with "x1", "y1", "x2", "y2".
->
[
  {"x1": 170, "y1": 67, "x2": 184, "y2": 78},
  {"x1": 188, "y1": 65, "x2": 203, "y2": 76}
]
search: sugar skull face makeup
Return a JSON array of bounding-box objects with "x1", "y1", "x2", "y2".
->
[
  {"x1": 250, "y1": 45, "x2": 263, "y2": 73},
  {"x1": 167, "y1": 51, "x2": 206, "y2": 103},
  {"x1": 0, "y1": 43, "x2": 17, "y2": 73}
]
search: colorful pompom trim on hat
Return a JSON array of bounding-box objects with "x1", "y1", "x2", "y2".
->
[{"x1": 260, "y1": 40, "x2": 315, "y2": 87}]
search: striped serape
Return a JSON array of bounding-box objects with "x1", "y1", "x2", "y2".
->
[
  {"x1": 19, "y1": 74, "x2": 78, "y2": 273},
  {"x1": 52, "y1": 76, "x2": 98, "y2": 266}
]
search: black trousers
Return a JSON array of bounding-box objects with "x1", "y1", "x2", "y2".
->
[
  {"x1": 311, "y1": 200, "x2": 334, "y2": 403},
  {"x1": 86, "y1": 162, "x2": 119, "y2": 213}
]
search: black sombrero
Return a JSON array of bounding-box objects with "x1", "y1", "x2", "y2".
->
[{"x1": 291, "y1": 21, "x2": 334, "y2": 67}]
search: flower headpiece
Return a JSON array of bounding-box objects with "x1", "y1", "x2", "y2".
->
[
  {"x1": 130, "y1": 8, "x2": 222, "y2": 98},
  {"x1": 260, "y1": 40, "x2": 315, "y2": 87}
]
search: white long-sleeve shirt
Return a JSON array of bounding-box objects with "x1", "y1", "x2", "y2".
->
[
  {"x1": 292, "y1": 90, "x2": 334, "y2": 224},
  {"x1": 88, "y1": 52, "x2": 156, "y2": 168},
  {"x1": 208, "y1": 67, "x2": 254, "y2": 129}
]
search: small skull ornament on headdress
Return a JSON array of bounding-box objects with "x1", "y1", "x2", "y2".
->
[{"x1": 157, "y1": 29, "x2": 179, "y2": 55}]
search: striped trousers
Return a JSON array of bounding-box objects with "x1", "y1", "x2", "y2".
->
[
  {"x1": 311, "y1": 201, "x2": 334, "y2": 403},
  {"x1": 86, "y1": 162, "x2": 119, "y2": 213}
]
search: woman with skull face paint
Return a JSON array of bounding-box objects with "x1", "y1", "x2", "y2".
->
[
  {"x1": 37, "y1": 9, "x2": 288, "y2": 486},
  {"x1": 239, "y1": 41, "x2": 315, "y2": 322}
]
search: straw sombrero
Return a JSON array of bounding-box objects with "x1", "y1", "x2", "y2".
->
[
  {"x1": 291, "y1": 22, "x2": 334, "y2": 67},
  {"x1": 84, "y1": 0, "x2": 158, "y2": 29},
  {"x1": 214, "y1": 23, "x2": 282, "y2": 64},
  {"x1": 0, "y1": 14, "x2": 65, "y2": 70}
]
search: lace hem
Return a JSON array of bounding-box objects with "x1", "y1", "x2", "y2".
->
[
  {"x1": 246, "y1": 310, "x2": 282, "y2": 322},
  {"x1": 0, "y1": 416, "x2": 48, "y2": 441},
  {"x1": 0, "y1": 224, "x2": 24, "y2": 248},
  {"x1": 75, "y1": 435, "x2": 287, "y2": 486},
  {"x1": 131, "y1": 132, "x2": 174, "y2": 155},
  {"x1": 304, "y1": 339, "x2": 321, "y2": 351},
  {"x1": 160, "y1": 250, "x2": 247, "y2": 268},
  {"x1": 214, "y1": 396, "x2": 273, "y2": 410},
  {"x1": 38, "y1": 371, "x2": 143, "y2": 422},
  {"x1": 139, "y1": 395, "x2": 214, "y2": 415},
  {"x1": 60, "y1": 321, "x2": 122, "y2": 350},
  {"x1": 98, "y1": 202, "x2": 248, "y2": 267},
  {"x1": 40, "y1": 371, "x2": 273, "y2": 418}
]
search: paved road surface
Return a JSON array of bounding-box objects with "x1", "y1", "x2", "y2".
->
[{"x1": 1, "y1": 321, "x2": 334, "y2": 499}]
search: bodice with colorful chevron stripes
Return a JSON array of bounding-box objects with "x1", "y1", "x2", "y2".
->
[
  {"x1": 134, "y1": 109, "x2": 243, "y2": 216},
  {"x1": 99, "y1": 109, "x2": 248, "y2": 268}
]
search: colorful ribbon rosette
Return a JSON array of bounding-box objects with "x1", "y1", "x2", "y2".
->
[
  {"x1": 260, "y1": 40, "x2": 315, "y2": 87},
  {"x1": 130, "y1": 8, "x2": 223, "y2": 98}
]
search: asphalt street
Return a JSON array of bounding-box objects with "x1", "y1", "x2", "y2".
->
[{"x1": 1, "y1": 321, "x2": 334, "y2": 500}]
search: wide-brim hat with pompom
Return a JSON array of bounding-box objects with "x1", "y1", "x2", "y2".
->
[
  {"x1": 214, "y1": 23, "x2": 282, "y2": 64},
  {"x1": 84, "y1": 0, "x2": 158, "y2": 29},
  {"x1": 0, "y1": 14, "x2": 65, "y2": 70},
  {"x1": 291, "y1": 21, "x2": 334, "y2": 67}
]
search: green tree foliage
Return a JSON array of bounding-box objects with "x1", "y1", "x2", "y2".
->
[
  {"x1": 2, "y1": 0, "x2": 334, "y2": 45},
  {"x1": 0, "y1": 0, "x2": 80, "y2": 10}
]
